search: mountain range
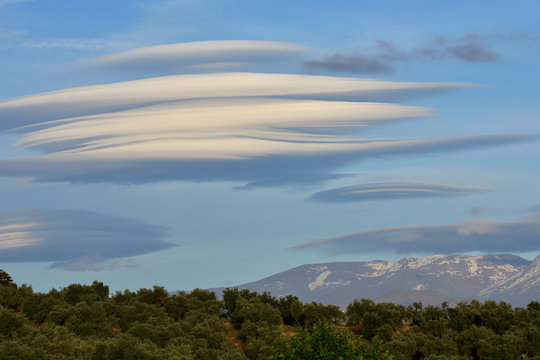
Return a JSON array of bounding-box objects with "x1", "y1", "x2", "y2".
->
[{"x1": 210, "y1": 254, "x2": 540, "y2": 307}]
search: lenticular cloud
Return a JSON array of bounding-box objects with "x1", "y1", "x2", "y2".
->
[
  {"x1": 294, "y1": 216, "x2": 540, "y2": 255},
  {"x1": 0, "y1": 41, "x2": 535, "y2": 186},
  {"x1": 0, "y1": 209, "x2": 172, "y2": 266},
  {"x1": 309, "y1": 182, "x2": 489, "y2": 203},
  {"x1": 83, "y1": 40, "x2": 310, "y2": 73}
]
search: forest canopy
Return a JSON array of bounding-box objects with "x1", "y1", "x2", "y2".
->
[{"x1": 0, "y1": 269, "x2": 539, "y2": 359}]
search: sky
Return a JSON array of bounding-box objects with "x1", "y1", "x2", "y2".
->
[{"x1": 0, "y1": 0, "x2": 539, "y2": 293}]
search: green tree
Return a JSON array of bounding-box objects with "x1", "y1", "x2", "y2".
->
[
  {"x1": 0, "y1": 306, "x2": 25, "y2": 337},
  {"x1": 0, "y1": 269, "x2": 13, "y2": 286},
  {"x1": 271, "y1": 321, "x2": 391, "y2": 360},
  {"x1": 301, "y1": 302, "x2": 345, "y2": 327}
]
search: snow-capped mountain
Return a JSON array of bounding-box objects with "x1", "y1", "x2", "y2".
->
[
  {"x1": 480, "y1": 255, "x2": 540, "y2": 306},
  {"x1": 211, "y1": 254, "x2": 538, "y2": 307}
]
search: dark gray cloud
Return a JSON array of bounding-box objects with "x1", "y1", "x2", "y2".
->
[
  {"x1": 303, "y1": 53, "x2": 393, "y2": 74},
  {"x1": 309, "y1": 182, "x2": 489, "y2": 203},
  {"x1": 0, "y1": 209, "x2": 173, "y2": 270},
  {"x1": 471, "y1": 204, "x2": 540, "y2": 217},
  {"x1": 417, "y1": 38, "x2": 501, "y2": 63},
  {"x1": 304, "y1": 34, "x2": 515, "y2": 74},
  {"x1": 446, "y1": 42, "x2": 500, "y2": 63},
  {"x1": 295, "y1": 216, "x2": 540, "y2": 255},
  {"x1": 470, "y1": 206, "x2": 508, "y2": 216}
]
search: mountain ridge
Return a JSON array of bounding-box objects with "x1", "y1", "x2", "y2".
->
[{"x1": 207, "y1": 254, "x2": 539, "y2": 307}]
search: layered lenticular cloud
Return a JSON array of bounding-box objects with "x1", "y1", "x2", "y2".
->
[
  {"x1": 0, "y1": 209, "x2": 173, "y2": 270},
  {"x1": 0, "y1": 41, "x2": 536, "y2": 186},
  {"x1": 309, "y1": 182, "x2": 489, "y2": 203},
  {"x1": 295, "y1": 216, "x2": 540, "y2": 255}
]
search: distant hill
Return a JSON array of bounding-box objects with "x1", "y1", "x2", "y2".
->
[{"x1": 206, "y1": 254, "x2": 540, "y2": 307}]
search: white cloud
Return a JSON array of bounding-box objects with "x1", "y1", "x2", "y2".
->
[
  {"x1": 13, "y1": 98, "x2": 431, "y2": 157},
  {"x1": 0, "y1": 72, "x2": 462, "y2": 129}
]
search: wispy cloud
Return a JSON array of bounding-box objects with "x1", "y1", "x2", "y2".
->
[
  {"x1": 294, "y1": 216, "x2": 540, "y2": 255},
  {"x1": 0, "y1": 29, "x2": 24, "y2": 39},
  {"x1": 0, "y1": 209, "x2": 173, "y2": 270},
  {"x1": 19, "y1": 39, "x2": 134, "y2": 52},
  {"x1": 309, "y1": 182, "x2": 489, "y2": 203},
  {"x1": 0, "y1": 0, "x2": 34, "y2": 6}
]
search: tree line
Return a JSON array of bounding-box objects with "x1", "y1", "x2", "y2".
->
[{"x1": 0, "y1": 269, "x2": 539, "y2": 359}]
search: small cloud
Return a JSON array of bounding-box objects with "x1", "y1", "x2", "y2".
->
[
  {"x1": 49, "y1": 255, "x2": 139, "y2": 272},
  {"x1": 446, "y1": 42, "x2": 501, "y2": 63},
  {"x1": 304, "y1": 53, "x2": 393, "y2": 74},
  {"x1": 294, "y1": 216, "x2": 540, "y2": 255},
  {"x1": 519, "y1": 204, "x2": 540, "y2": 214},
  {"x1": 470, "y1": 206, "x2": 484, "y2": 216},
  {"x1": 235, "y1": 173, "x2": 353, "y2": 190},
  {"x1": 470, "y1": 206, "x2": 508, "y2": 217},
  {"x1": 309, "y1": 182, "x2": 489, "y2": 203},
  {"x1": 0, "y1": 209, "x2": 174, "y2": 270}
]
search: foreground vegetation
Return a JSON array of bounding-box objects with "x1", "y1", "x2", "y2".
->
[{"x1": 0, "y1": 269, "x2": 539, "y2": 359}]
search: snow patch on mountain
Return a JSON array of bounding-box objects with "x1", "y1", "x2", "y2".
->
[
  {"x1": 308, "y1": 270, "x2": 332, "y2": 291},
  {"x1": 413, "y1": 284, "x2": 426, "y2": 291},
  {"x1": 404, "y1": 254, "x2": 449, "y2": 269}
]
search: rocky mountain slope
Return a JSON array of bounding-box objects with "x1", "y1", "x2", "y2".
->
[{"x1": 211, "y1": 254, "x2": 539, "y2": 307}]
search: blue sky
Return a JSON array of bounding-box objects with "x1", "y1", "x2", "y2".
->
[{"x1": 0, "y1": 0, "x2": 539, "y2": 292}]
